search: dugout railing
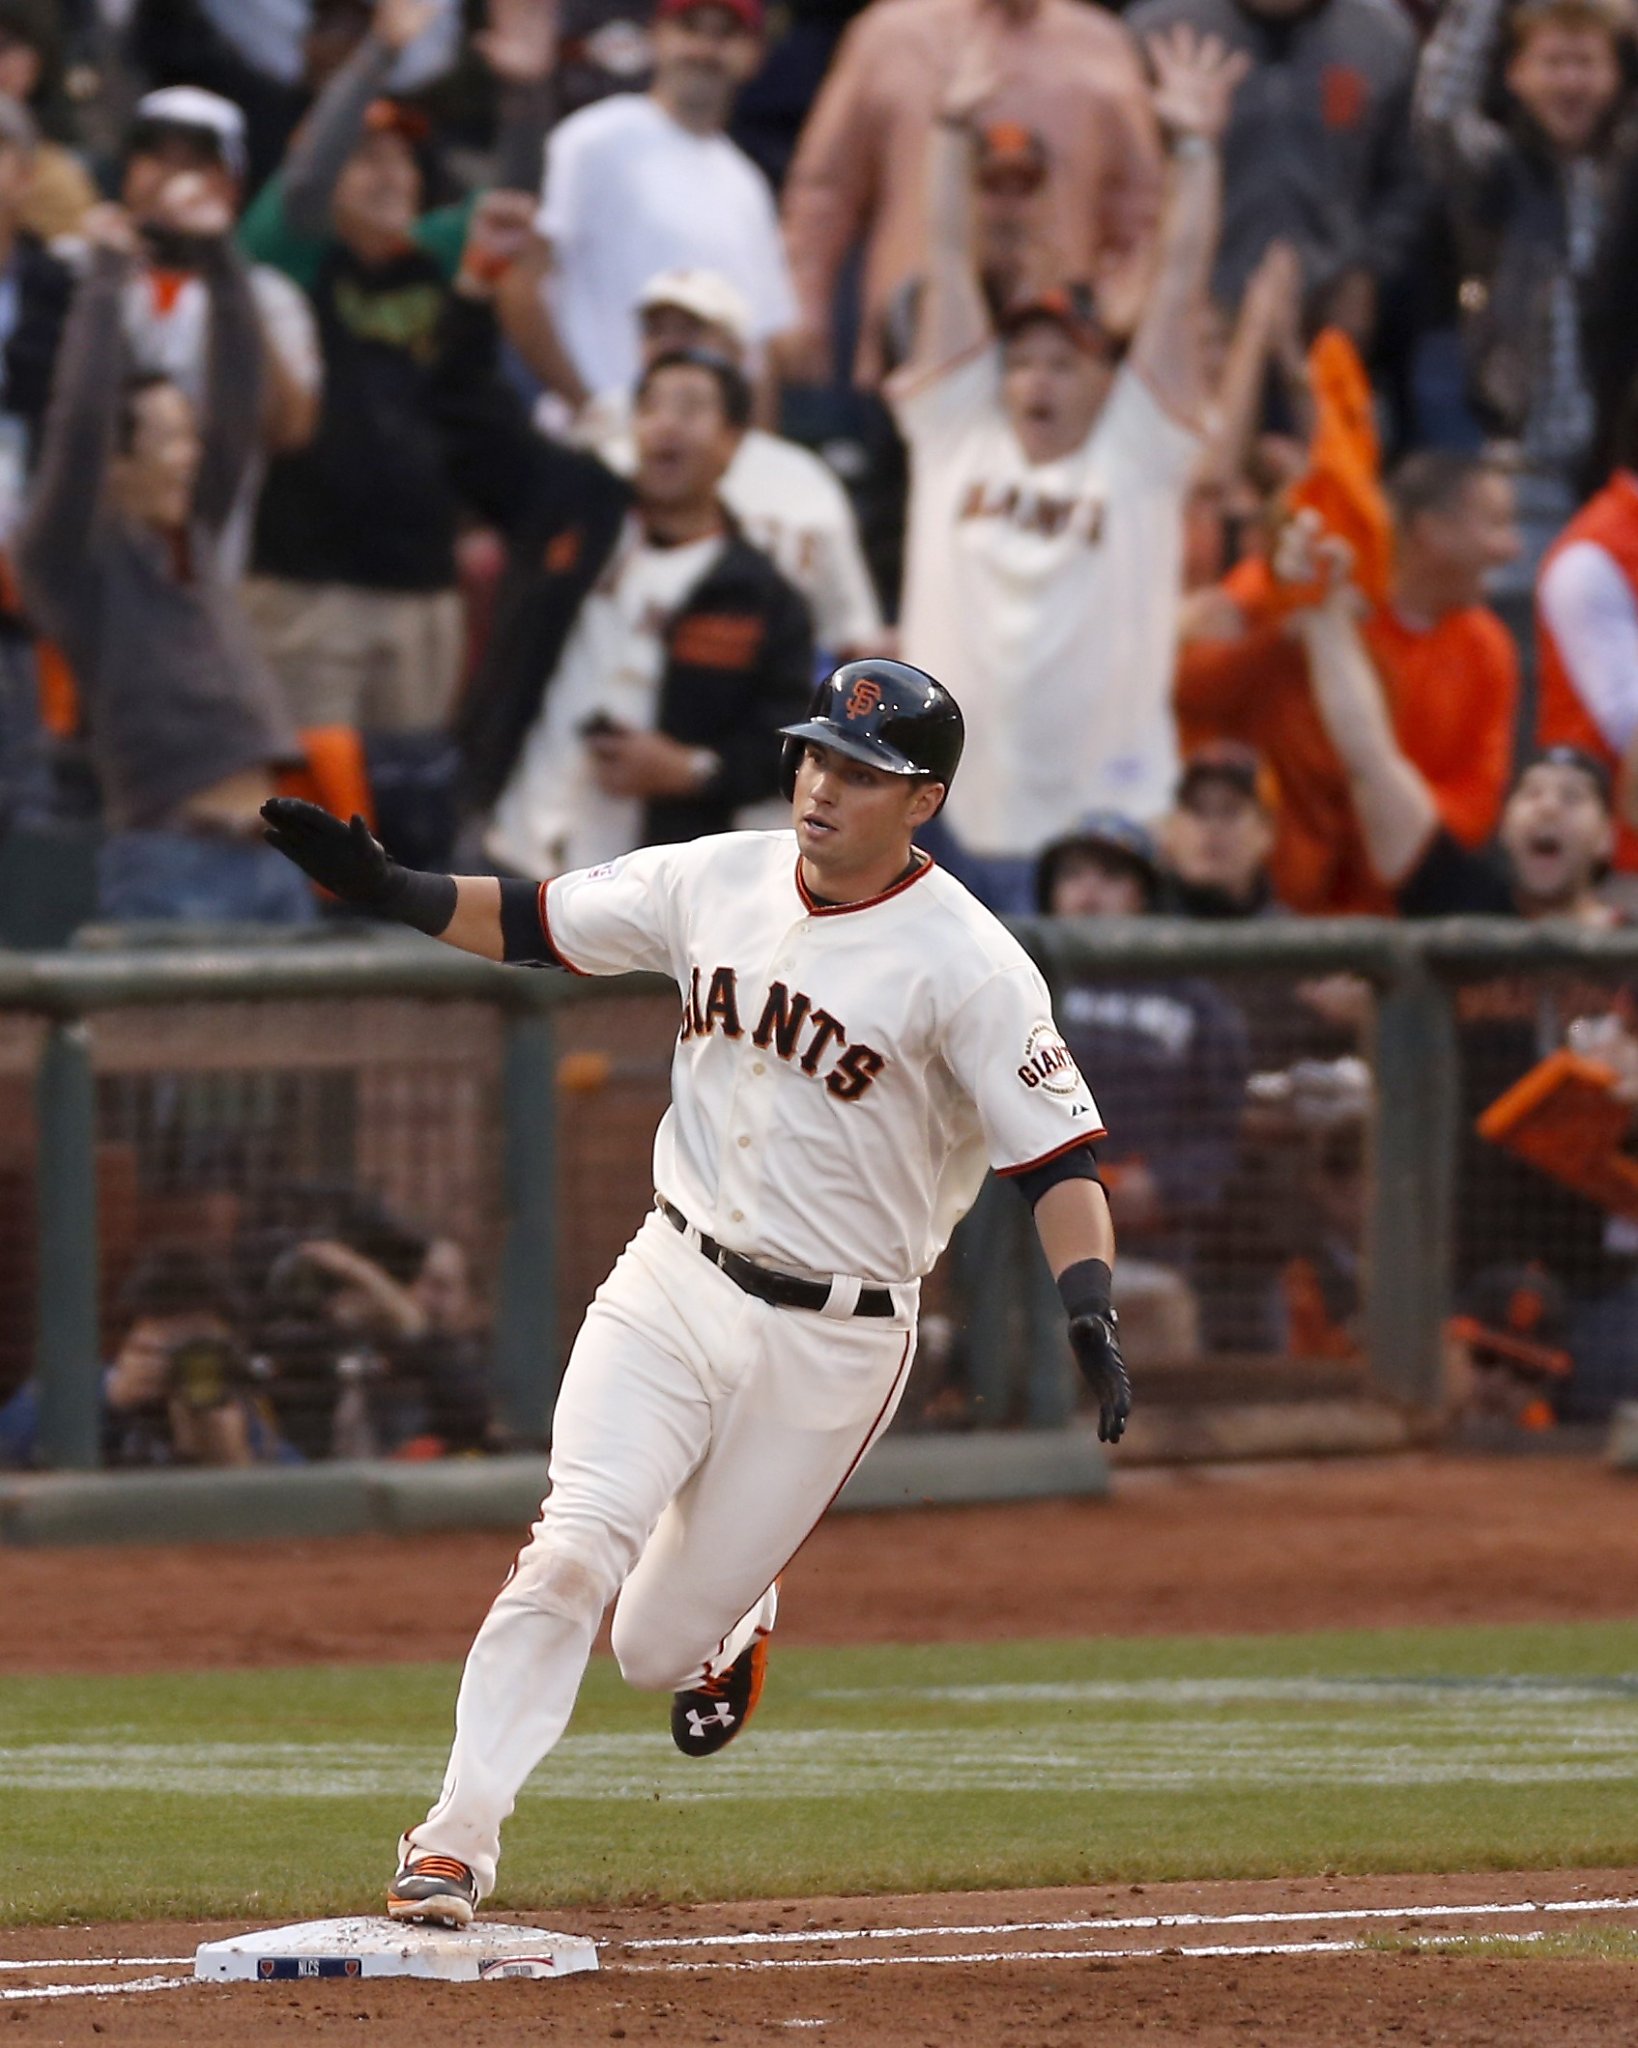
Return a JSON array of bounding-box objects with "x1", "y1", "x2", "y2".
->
[{"x1": 9, "y1": 914, "x2": 1638, "y2": 1474}]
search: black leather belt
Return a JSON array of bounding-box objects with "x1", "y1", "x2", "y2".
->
[{"x1": 657, "y1": 1197, "x2": 895, "y2": 1318}]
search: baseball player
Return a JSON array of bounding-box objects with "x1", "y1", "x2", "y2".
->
[{"x1": 261, "y1": 658, "x2": 1130, "y2": 1928}]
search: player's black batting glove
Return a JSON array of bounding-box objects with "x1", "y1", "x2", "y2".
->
[
  {"x1": 1068, "y1": 1309, "x2": 1131, "y2": 1444},
  {"x1": 1058, "y1": 1258, "x2": 1132, "y2": 1443},
  {"x1": 260, "y1": 798, "x2": 457, "y2": 937}
]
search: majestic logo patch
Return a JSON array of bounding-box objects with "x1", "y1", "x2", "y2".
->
[
  {"x1": 845, "y1": 677, "x2": 883, "y2": 720},
  {"x1": 1017, "y1": 1020, "x2": 1084, "y2": 1098}
]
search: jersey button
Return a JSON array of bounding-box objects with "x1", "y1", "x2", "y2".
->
[
  {"x1": 737, "y1": 1135, "x2": 751, "y2": 1149},
  {"x1": 731, "y1": 1209, "x2": 745, "y2": 1223},
  {"x1": 752, "y1": 1061, "x2": 766, "y2": 1076}
]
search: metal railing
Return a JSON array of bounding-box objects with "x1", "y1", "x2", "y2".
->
[{"x1": 11, "y1": 914, "x2": 1638, "y2": 1469}]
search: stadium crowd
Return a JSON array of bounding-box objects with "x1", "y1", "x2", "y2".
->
[{"x1": 2, "y1": 0, "x2": 1638, "y2": 1460}]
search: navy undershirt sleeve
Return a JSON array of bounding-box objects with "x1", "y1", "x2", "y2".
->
[{"x1": 498, "y1": 877, "x2": 564, "y2": 966}]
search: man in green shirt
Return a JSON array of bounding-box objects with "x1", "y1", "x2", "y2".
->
[{"x1": 238, "y1": 0, "x2": 550, "y2": 738}]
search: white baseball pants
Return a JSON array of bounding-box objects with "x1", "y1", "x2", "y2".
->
[{"x1": 405, "y1": 1207, "x2": 916, "y2": 1896}]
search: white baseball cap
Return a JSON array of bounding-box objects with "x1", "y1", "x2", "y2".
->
[
  {"x1": 637, "y1": 269, "x2": 752, "y2": 348},
  {"x1": 131, "y1": 86, "x2": 249, "y2": 182}
]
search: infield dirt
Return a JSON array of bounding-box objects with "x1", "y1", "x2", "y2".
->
[
  {"x1": 3, "y1": 1450, "x2": 1637, "y2": 1672},
  {"x1": 7, "y1": 1450, "x2": 1638, "y2": 2042},
  {"x1": 7, "y1": 1870, "x2": 1638, "y2": 2045}
]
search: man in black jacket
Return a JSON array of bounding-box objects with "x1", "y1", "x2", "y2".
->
[{"x1": 468, "y1": 348, "x2": 814, "y2": 878}]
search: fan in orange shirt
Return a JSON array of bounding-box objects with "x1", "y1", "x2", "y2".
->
[{"x1": 1176, "y1": 451, "x2": 1522, "y2": 914}]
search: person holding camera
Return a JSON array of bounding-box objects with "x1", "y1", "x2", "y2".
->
[
  {"x1": 249, "y1": 1225, "x2": 494, "y2": 1460},
  {"x1": 0, "y1": 1247, "x2": 292, "y2": 1469}
]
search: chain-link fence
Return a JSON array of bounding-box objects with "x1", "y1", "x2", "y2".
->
[
  {"x1": 910, "y1": 962, "x2": 1379, "y2": 1445},
  {"x1": 1440, "y1": 954, "x2": 1638, "y2": 1433},
  {"x1": 5, "y1": 918, "x2": 1638, "y2": 1475}
]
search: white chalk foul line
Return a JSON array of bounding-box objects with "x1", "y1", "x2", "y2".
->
[
  {"x1": 0, "y1": 1974, "x2": 192, "y2": 2003},
  {"x1": 0, "y1": 1955, "x2": 189, "y2": 1972},
  {"x1": 6, "y1": 1897, "x2": 1629, "y2": 1998},
  {"x1": 618, "y1": 1892, "x2": 1638, "y2": 1953},
  {"x1": 622, "y1": 1934, "x2": 1562, "y2": 1974},
  {"x1": 1, "y1": 1932, "x2": 1570, "y2": 2000}
]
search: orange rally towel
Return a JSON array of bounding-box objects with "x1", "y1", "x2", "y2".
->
[{"x1": 1273, "y1": 329, "x2": 1394, "y2": 613}]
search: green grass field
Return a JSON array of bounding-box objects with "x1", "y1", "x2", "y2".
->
[{"x1": 9, "y1": 1621, "x2": 1638, "y2": 1927}]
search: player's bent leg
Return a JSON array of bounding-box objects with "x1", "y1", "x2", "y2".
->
[
  {"x1": 612, "y1": 1577, "x2": 777, "y2": 1695},
  {"x1": 398, "y1": 1229, "x2": 720, "y2": 1904},
  {"x1": 662, "y1": 1583, "x2": 778, "y2": 1757},
  {"x1": 611, "y1": 1302, "x2": 915, "y2": 1755}
]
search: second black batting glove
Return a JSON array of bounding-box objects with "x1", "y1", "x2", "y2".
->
[
  {"x1": 260, "y1": 798, "x2": 457, "y2": 936},
  {"x1": 1068, "y1": 1307, "x2": 1131, "y2": 1444},
  {"x1": 1057, "y1": 1255, "x2": 1132, "y2": 1444}
]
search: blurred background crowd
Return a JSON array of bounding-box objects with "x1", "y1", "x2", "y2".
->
[{"x1": 3, "y1": 0, "x2": 1638, "y2": 1466}]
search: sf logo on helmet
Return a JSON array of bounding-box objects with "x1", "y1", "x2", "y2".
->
[{"x1": 845, "y1": 678, "x2": 883, "y2": 721}]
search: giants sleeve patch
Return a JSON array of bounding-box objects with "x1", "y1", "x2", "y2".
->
[{"x1": 1017, "y1": 1021, "x2": 1084, "y2": 1098}]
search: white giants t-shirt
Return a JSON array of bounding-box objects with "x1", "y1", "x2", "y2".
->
[
  {"x1": 892, "y1": 349, "x2": 1200, "y2": 855},
  {"x1": 485, "y1": 518, "x2": 726, "y2": 879},
  {"x1": 538, "y1": 95, "x2": 797, "y2": 394}
]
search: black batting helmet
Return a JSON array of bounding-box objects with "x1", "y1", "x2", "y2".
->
[{"x1": 779, "y1": 660, "x2": 964, "y2": 810}]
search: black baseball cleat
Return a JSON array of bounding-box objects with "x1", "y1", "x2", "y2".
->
[
  {"x1": 670, "y1": 1634, "x2": 769, "y2": 1757},
  {"x1": 386, "y1": 1852, "x2": 478, "y2": 1927}
]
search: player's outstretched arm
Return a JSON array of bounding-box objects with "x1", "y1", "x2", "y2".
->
[
  {"x1": 1033, "y1": 1177, "x2": 1131, "y2": 1444},
  {"x1": 262, "y1": 799, "x2": 509, "y2": 961}
]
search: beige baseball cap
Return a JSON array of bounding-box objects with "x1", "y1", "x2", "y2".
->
[{"x1": 637, "y1": 268, "x2": 753, "y2": 347}]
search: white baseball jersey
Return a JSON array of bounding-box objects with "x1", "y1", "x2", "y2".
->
[
  {"x1": 891, "y1": 348, "x2": 1200, "y2": 852},
  {"x1": 542, "y1": 829, "x2": 1106, "y2": 1286}
]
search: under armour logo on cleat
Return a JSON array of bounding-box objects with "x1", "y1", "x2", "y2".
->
[{"x1": 685, "y1": 1704, "x2": 736, "y2": 1739}]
